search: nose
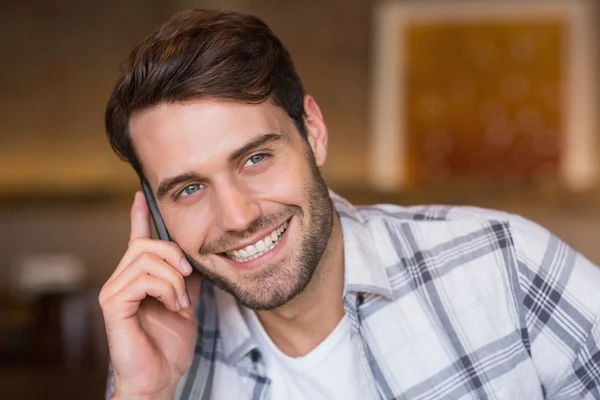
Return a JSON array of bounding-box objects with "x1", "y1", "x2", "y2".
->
[{"x1": 213, "y1": 182, "x2": 260, "y2": 232}]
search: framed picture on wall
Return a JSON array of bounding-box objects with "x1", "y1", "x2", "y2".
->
[{"x1": 368, "y1": 0, "x2": 599, "y2": 192}]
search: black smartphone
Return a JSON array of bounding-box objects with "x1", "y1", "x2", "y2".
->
[
  {"x1": 140, "y1": 179, "x2": 192, "y2": 299},
  {"x1": 140, "y1": 179, "x2": 172, "y2": 241}
]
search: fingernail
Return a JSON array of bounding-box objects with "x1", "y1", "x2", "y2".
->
[
  {"x1": 180, "y1": 258, "x2": 192, "y2": 274},
  {"x1": 180, "y1": 293, "x2": 190, "y2": 309},
  {"x1": 175, "y1": 299, "x2": 181, "y2": 311}
]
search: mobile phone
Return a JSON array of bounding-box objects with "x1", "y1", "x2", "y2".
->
[
  {"x1": 140, "y1": 179, "x2": 192, "y2": 299},
  {"x1": 140, "y1": 179, "x2": 172, "y2": 241}
]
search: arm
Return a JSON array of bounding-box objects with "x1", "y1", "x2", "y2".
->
[{"x1": 510, "y1": 217, "x2": 600, "y2": 399}]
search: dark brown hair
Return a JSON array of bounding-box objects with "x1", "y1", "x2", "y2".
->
[{"x1": 105, "y1": 8, "x2": 307, "y2": 177}]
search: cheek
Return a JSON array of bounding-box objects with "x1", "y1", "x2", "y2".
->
[
  {"x1": 165, "y1": 206, "x2": 210, "y2": 253},
  {"x1": 244, "y1": 155, "x2": 309, "y2": 204}
]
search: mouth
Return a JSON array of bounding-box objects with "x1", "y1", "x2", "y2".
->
[{"x1": 222, "y1": 220, "x2": 289, "y2": 263}]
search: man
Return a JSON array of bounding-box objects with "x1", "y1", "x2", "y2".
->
[{"x1": 100, "y1": 7, "x2": 600, "y2": 400}]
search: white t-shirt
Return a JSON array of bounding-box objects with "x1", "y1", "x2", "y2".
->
[{"x1": 244, "y1": 310, "x2": 373, "y2": 400}]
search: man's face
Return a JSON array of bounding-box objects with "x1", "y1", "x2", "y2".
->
[{"x1": 130, "y1": 99, "x2": 334, "y2": 310}]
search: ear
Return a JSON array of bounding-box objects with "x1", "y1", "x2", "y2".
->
[{"x1": 303, "y1": 95, "x2": 328, "y2": 167}]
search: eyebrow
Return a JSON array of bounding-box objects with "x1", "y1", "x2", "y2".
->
[
  {"x1": 156, "y1": 172, "x2": 202, "y2": 200},
  {"x1": 227, "y1": 132, "x2": 284, "y2": 163},
  {"x1": 155, "y1": 132, "x2": 285, "y2": 200}
]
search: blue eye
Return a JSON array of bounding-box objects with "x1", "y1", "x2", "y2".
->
[
  {"x1": 244, "y1": 153, "x2": 266, "y2": 167},
  {"x1": 181, "y1": 183, "x2": 203, "y2": 197}
]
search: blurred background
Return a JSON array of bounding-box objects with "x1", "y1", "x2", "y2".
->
[{"x1": 1, "y1": 0, "x2": 599, "y2": 398}]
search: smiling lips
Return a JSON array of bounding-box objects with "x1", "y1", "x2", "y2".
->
[{"x1": 224, "y1": 220, "x2": 289, "y2": 263}]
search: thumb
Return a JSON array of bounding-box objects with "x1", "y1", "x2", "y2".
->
[{"x1": 130, "y1": 191, "x2": 152, "y2": 241}]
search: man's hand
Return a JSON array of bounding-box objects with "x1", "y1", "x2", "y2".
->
[{"x1": 99, "y1": 191, "x2": 202, "y2": 399}]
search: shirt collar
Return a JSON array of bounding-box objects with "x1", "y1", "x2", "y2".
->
[
  {"x1": 213, "y1": 191, "x2": 394, "y2": 364},
  {"x1": 213, "y1": 286, "x2": 257, "y2": 365},
  {"x1": 330, "y1": 191, "x2": 393, "y2": 299}
]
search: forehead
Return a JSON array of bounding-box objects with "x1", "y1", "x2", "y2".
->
[{"x1": 129, "y1": 100, "x2": 294, "y2": 181}]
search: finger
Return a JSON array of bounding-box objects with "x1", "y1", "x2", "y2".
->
[
  {"x1": 103, "y1": 252, "x2": 190, "y2": 308},
  {"x1": 101, "y1": 275, "x2": 180, "y2": 322},
  {"x1": 130, "y1": 191, "x2": 152, "y2": 241},
  {"x1": 112, "y1": 238, "x2": 193, "y2": 279}
]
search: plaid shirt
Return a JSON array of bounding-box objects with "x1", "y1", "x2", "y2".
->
[{"x1": 107, "y1": 192, "x2": 600, "y2": 399}]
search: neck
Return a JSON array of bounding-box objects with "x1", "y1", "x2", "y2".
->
[{"x1": 255, "y1": 209, "x2": 345, "y2": 357}]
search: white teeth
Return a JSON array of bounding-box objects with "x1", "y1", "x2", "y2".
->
[
  {"x1": 225, "y1": 220, "x2": 290, "y2": 262},
  {"x1": 246, "y1": 245, "x2": 257, "y2": 256}
]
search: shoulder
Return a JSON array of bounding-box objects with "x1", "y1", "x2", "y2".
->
[
  {"x1": 333, "y1": 193, "x2": 570, "y2": 283},
  {"x1": 334, "y1": 191, "x2": 543, "y2": 243}
]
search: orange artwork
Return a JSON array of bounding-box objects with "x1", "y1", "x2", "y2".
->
[
  {"x1": 369, "y1": 0, "x2": 598, "y2": 192},
  {"x1": 404, "y1": 21, "x2": 564, "y2": 186}
]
